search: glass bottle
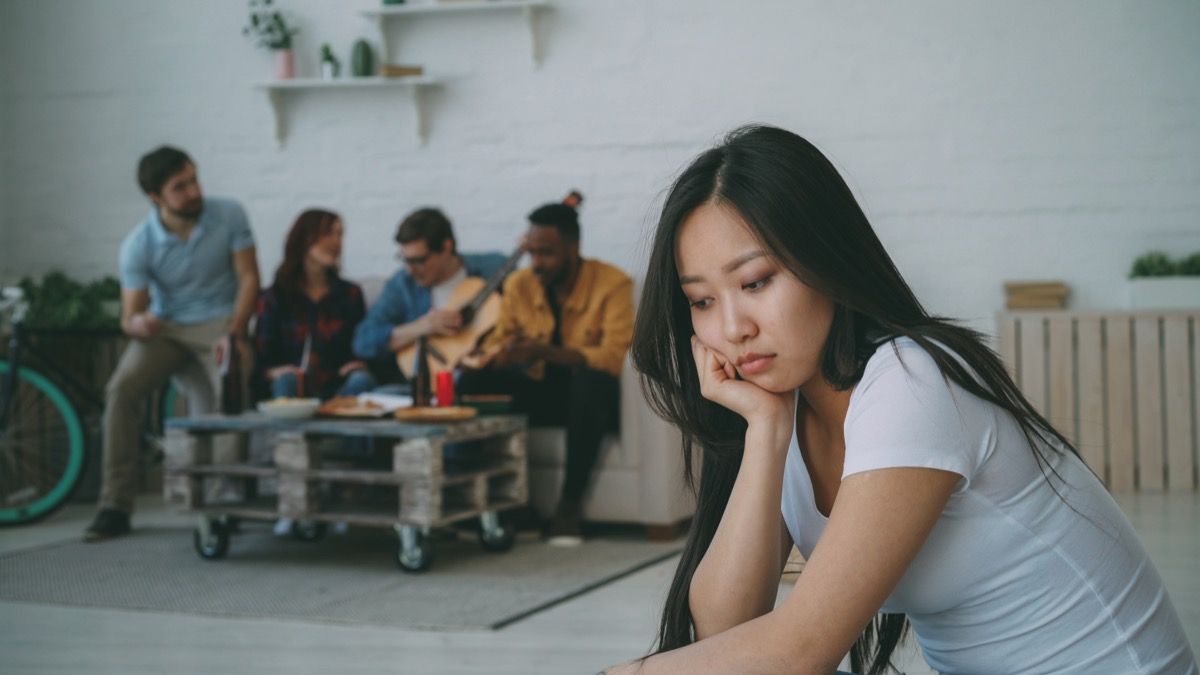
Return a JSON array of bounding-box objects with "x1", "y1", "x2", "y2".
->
[{"x1": 412, "y1": 336, "x2": 432, "y2": 407}]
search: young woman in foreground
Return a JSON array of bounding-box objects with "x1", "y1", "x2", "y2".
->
[{"x1": 604, "y1": 126, "x2": 1196, "y2": 674}]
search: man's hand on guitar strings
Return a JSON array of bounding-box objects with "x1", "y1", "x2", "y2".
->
[{"x1": 423, "y1": 308, "x2": 464, "y2": 336}]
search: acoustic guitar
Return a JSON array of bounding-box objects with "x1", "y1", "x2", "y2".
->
[{"x1": 395, "y1": 246, "x2": 525, "y2": 378}]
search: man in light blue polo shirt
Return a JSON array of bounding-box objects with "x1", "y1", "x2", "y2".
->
[{"x1": 85, "y1": 146, "x2": 261, "y2": 541}]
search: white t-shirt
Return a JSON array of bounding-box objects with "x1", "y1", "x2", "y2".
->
[
  {"x1": 781, "y1": 338, "x2": 1197, "y2": 674},
  {"x1": 430, "y1": 265, "x2": 467, "y2": 309}
]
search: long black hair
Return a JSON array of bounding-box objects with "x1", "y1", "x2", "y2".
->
[{"x1": 631, "y1": 125, "x2": 1080, "y2": 674}]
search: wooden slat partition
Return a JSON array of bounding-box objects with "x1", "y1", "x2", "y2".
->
[
  {"x1": 1020, "y1": 318, "x2": 1047, "y2": 415},
  {"x1": 1133, "y1": 317, "x2": 1164, "y2": 490},
  {"x1": 1163, "y1": 317, "x2": 1194, "y2": 491},
  {"x1": 1106, "y1": 317, "x2": 1136, "y2": 491},
  {"x1": 1075, "y1": 317, "x2": 1105, "y2": 483},
  {"x1": 999, "y1": 318, "x2": 1018, "y2": 381},
  {"x1": 1047, "y1": 317, "x2": 1075, "y2": 445},
  {"x1": 1193, "y1": 324, "x2": 1200, "y2": 490},
  {"x1": 996, "y1": 310, "x2": 1200, "y2": 493}
]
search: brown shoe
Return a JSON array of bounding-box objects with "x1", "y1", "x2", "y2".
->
[{"x1": 83, "y1": 508, "x2": 130, "y2": 542}]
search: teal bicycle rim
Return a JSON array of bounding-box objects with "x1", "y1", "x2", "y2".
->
[
  {"x1": 161, "y1": 384, "x2": 179, "y2": 423},
  {"x1": 0, "y1": 361, "x2": 86, "y2": 523}
]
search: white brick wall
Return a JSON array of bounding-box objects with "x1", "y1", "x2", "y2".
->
[
  {"x1": 2, "y1": 0, "x2": 1199, "y2": 334},
  {"x1": 0, "y1": 19, "x2": 10, "y2": 266}
]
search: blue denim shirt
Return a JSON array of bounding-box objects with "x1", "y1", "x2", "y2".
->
[
  {"x1": 351, "y1": 251, "x2": 509, "y2": 360},
  {"x1": 118, "y1": 197, "x2": 255, "y2": 325}
]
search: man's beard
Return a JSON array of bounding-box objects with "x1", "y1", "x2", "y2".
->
[
  {"x1": 535, "y1": 268, "x2": 562, "y2": 288},
  {"x1": 169, "y1": 198, "x2": 204, "y2": 221}
]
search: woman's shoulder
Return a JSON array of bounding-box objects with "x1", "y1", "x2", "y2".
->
[
  {"x1": 860, "y1": 336, "x2": 946, "y2": 384},
  {"x1": 845, "y1": 336, "x2": 997, "y2": 484},
  {"x1": 850, "y1": 335, "x2": 986, "y2": 425}
]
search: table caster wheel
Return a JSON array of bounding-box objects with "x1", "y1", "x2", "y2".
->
[
  {"x1": 193, "y1": 518, "x2": 230, "y2": 560},
  {"x1": 291, "y1": 520, "x2": 327, "y2": 542},
  {"x1": 479, "y1": 511, "x2": 515, "y2": 553},
  {"x1": 395, "y1": 525, "x2": 433, "y2": 573}
]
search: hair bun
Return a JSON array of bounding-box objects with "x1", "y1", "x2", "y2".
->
[{"x1": 562, "y1": 190, "x2": 584, "y2": 209}]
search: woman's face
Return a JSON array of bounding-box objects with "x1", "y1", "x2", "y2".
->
[
  {"x1": 675, "y1": 201, "x2": 834, "y2": 393},
  {"x1": 307, "y1": 219, "x2": 343, "y2": 269}
]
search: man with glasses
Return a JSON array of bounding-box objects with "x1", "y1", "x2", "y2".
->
[{"x1": 351, "y1": 208, "x2": 507, "y2": 383}]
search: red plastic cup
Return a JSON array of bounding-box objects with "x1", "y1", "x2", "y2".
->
[{"x1": 435, "y1": 371, "x2": 455, "y2": 407}]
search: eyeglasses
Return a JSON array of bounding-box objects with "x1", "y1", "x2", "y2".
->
[{"x1": 397, "y1": 252, "x2": 431, "y2": 267}]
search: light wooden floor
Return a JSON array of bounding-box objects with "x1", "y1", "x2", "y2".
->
[{"x1": 1, "y1": 493, "x2": 1196, "y2": 674}]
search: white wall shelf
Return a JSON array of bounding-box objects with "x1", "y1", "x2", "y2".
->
[
  {"x1": 254, "y1": 76, "x2": 441, "y2": 147},
  {"x1": 362, "y1": 0, "x2": 549, "y2": 67}
]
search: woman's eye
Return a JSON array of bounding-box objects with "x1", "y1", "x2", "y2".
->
[
  {"x1": 688, "y1": 298, "x2": 712, "y2": 310},
  {"x1": 744, "y1": 276, "x2": 772, "y2": 292}
]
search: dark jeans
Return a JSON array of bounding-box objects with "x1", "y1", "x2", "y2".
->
[{"x1": 458, "y1": 364, "x2": 620, "y2": 505}]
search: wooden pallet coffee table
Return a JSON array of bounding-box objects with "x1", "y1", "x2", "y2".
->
[{"x1": 162, "y1": 412, "x2": 528, "y2": 572}]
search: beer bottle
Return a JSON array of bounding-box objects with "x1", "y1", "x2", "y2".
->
[{"x1": 413, "y1": 336, "x2": 432, "y2": 407}]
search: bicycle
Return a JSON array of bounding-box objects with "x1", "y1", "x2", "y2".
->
[{"x1": 1, "y1": 286, "x2": 178, "y2": 526}]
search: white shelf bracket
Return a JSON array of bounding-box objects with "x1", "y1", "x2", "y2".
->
[
  {"x1": 268, "y1": 90, "x2": 287, "y2": 148},
  {"x1": 524, "y1": 5, "x2": 543, "y2": 68},
  {"x1": 372, "y1": 15, "x2": 391, "y2": 65},
  {"x1": 413, "y1": 85, "x2": 429, "y2": 146}
]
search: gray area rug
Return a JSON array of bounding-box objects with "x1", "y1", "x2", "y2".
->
[{"x1": 0, "y1": 526, "x2": 680, "y2": 630}]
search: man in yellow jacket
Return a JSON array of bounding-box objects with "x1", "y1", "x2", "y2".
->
[{"x1": 461, "y1": 193, "x2": 634, "y2": 545}]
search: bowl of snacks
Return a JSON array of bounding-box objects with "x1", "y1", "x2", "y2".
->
[{"x1": 257, "y1": 397, "x2": 321, "y2": 419}]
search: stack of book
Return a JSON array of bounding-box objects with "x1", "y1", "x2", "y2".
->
[
  {"x1": 1004, "y1": 281, "x2": 1069, "y2": 310},
  {"x1": 379, "y1": 64, "x2": 424, "y2": 78}
]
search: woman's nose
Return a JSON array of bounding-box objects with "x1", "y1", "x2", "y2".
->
[{"x1": 720, "y1": 300, "x2": 756, "y2": 344}]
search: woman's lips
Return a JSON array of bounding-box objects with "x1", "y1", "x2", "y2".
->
[{"x1": 736, "y1": 354, "x2": 774, "y2": 376}]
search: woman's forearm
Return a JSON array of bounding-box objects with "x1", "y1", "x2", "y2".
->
[{"x1": 688, "y1": 422, "x2": 791, "y2": 639}]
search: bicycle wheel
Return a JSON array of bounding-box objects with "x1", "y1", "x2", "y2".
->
[
  {"x1": 0, "y1": 361, "x2": 87, "y2": 526},
  {"x1": 157, "y1": 382, "x2": 185, "y2": 432}
]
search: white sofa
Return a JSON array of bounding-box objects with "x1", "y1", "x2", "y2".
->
[
  {"x1": 360, "y1": 275, "x2": 695, "y2": 536},
  {"x1": 525, "y1": 356, "x2": 694, "y2": 535}
]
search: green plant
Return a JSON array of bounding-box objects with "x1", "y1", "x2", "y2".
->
[
  {"x1": 1177, "y1": 251, "x2": 1200, "y2": 276},
  {"x1": 1129, "y1": 251, "x2": 1176, "y2": 279},
  {"x1": 242, "y1": 0, "x2": 299, "y2": 51},
  {"x1": 16, "y1": 271, "x2": 121, "y2": 330},
  {"x1": 320, "y1": 43, "x2": 339, "y2": 67}
]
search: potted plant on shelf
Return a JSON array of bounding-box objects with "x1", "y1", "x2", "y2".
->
[
  {"x1": 243, "y1": 0, "x2": 300, "y2": 79},
  {"x1": 1128, "y1": 250, "x2": 1200, "y2": 310},
  {"x1": 319, "y1": 43, "x2": 340, "y2": 80}
]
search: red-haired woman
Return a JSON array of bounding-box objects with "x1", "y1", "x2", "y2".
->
[{"x1": 255, "y1": 209, "x2": 375, "y2": 401}]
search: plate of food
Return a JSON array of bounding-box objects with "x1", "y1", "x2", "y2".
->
[
  {"x1": 316, "y1": 396, "x2": 388, "y2": 418},
  {"x1": 257, "y1": 397, "x2": 321, "y2": 419},
  {"x1": 394, "y1": 406, "x2": 479, "y2": 423}
]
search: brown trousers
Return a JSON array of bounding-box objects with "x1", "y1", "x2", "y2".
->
[{"x1": 99, "y1": 317, "x2": 251, "y2": 513}]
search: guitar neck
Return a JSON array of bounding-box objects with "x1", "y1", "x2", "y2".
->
[{"x1": 463, "y1": 247, "x2": 525, "y2": 314}]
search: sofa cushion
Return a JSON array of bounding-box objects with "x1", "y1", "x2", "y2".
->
[{"x1": 526, "y1": 429, "x2": 630, "y2": 470}]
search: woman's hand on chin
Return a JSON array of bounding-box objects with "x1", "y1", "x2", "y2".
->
[{"x1": 691, "y1": 336, "x2": 795, "y2": 435}]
